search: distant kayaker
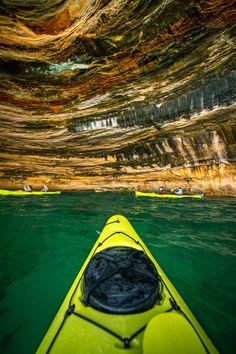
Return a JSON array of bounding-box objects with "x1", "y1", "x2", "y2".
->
[
  {"x1": 175, "y1": 187, "x2": 183, "y2": 195},
  {"x1": 159, "y1": 186, "x2": 164, "y2": 195},
  {"x1": 23, "y1": 185, "x2": 32, "y2": 192},
  {"x1": 41, "y1": 185, "x2": 49, "y2": 192}
]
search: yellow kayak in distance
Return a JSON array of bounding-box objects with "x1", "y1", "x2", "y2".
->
[
  {"x1": 135, "y1": 191, "x2": 203, "y2": 199},
  {"x1": 36, "y1": 215, "x2": 217, "y2": 354},
  {"x1": 0, "y1": 189, "x2": 61, "y2": 196}
]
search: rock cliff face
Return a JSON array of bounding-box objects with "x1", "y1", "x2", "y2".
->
[{"x1": 0, "y1": 0, "x2": 235, "y2": 195}]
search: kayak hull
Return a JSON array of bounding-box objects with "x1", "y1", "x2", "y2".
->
[
  {"x1": 36, "y1": 215, "x2": 217, "y2": 354},
  {"x1": 135, "y1": 191, "x2": 203, "y2": 198},
  {"x1": 0, "y1": 189, "x2": 61, "y2": 196}
]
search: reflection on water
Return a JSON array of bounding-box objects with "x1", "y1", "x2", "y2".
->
[{"x1": 0, "y1": 192, "x2": 235, "y2": 354}]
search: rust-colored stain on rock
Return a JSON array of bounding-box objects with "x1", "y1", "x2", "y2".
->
[{"x1": 0, "y1": 0, "x2": 235, "y2": 195}]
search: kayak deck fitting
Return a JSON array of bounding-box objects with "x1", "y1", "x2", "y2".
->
[
  {"x1": 135, "y1": 191, "x2": 203, "y2": 198},
  {"x1": 0, "y1": 189, "x2": 61, "y2": 196},
  {"x1": 36, "y1": 215, "x2": 217, "y2": 354}
]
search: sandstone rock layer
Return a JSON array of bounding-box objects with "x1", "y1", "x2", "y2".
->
[{"x1": 0, "y1": 0, "x2": 235, "y2": 195}]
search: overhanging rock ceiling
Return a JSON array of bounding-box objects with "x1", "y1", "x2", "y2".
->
[{"x1": 0, "y1": 0, "x2": 235, "y2": 195}]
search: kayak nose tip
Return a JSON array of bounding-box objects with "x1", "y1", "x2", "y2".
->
[{"x1": 106, "y1": 214, "x2": 129, "y2": 225}]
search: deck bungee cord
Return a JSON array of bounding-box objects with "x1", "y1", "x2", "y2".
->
[{"x1": 46, "y1": 229, "x2": 158, "y2": 352}]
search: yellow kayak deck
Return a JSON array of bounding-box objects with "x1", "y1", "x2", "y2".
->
[
  {"x1": 0, "y1": 189, "x2": 61, "y2": 196},
  {"x1": 135, "y1": 191, "x2": 203, "y2": 198},
  {"x1": 37, "y1": 215, "x2": 217, "y2": 354}
]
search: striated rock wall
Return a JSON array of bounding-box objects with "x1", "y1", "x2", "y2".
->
[{"x1": 0, "y1": 0, "x2": 235, "y2": 195}]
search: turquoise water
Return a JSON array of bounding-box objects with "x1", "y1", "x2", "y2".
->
[{"x1": 0, "y1": 192, "x2": 235, "y2": 353}]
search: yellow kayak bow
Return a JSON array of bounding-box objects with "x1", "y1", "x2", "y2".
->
[{"x1": 37, "y1": 215, "x2": 217, "y2": 354}]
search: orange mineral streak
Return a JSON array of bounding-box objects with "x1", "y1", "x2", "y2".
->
[
  {"x1": 50, "y1": 105, "x2": 64, "y2": 113},
  {"x1": 24, "y1": 9, "x2": 73, "y2": 35}
]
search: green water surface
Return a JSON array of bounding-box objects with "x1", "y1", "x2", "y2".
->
[{"x1": 0, "y1": 192, "x2": 235, "y2": 353}]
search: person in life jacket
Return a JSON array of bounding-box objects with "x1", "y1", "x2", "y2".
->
[
  {"x1": 175, "y1": 187, "x2": 184, "y2": 195},
  {"x1": 41, "y1": 185, "x2": 49, "y2": 192},
  {"x1": 23, "y1": 185, "x2": 32, "y2": 192}
]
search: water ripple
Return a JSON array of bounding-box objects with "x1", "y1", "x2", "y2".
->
[{"x1": 0, "y1": 192, "x2": 235, "y2": 354}]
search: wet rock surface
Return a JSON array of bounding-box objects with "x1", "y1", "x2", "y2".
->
[{"x1": 0, "y1": 0, "x2": 235, "y2": 195}]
